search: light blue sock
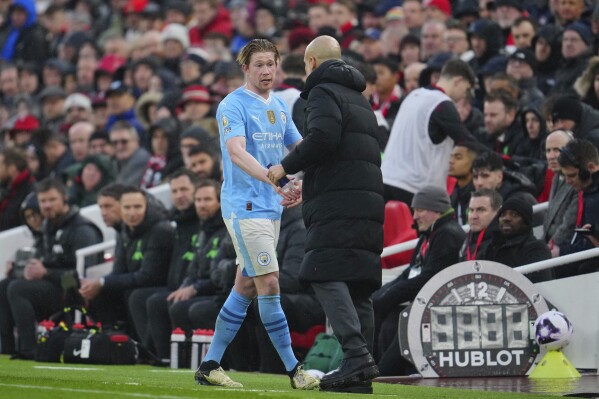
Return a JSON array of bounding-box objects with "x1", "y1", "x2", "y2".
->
[
  {"x1": 203, "y1": 290, "x2": 252, "y2": 364},
  {"x1": 258, "y1": 294, "x2": 298, "y2": 372}
]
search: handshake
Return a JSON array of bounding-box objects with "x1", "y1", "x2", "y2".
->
[{"x1": 267, "y1": 164, "x2": 302, "y2": 208}]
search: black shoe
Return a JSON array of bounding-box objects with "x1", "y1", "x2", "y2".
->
[
  {"x1": 322, "y1": 380, "x2": 373, "y2": 394},
  {"x1": 320, "y1": 354, "x2": 379, "y2": 390}
]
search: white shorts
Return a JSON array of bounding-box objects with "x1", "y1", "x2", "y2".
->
[{"x1": 224, "y1": 217, "x2": 280, "y2": 277}]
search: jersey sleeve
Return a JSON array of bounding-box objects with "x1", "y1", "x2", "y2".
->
[
  {"x1": 283, "y1": 107, "x2": 302, "y2": 146},
  {"x1": 217, "y1": 99, "x2": 246, "y2": 142}
]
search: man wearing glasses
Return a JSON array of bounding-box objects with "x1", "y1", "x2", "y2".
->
[{"x1": 110, "y1": 121, "x2": 151, "y2": 187}]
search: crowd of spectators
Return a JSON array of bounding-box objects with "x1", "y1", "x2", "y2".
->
[{"x1": 2, "y1": 0, "x2": 599, "y2": 376}]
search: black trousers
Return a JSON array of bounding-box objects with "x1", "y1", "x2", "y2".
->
[
  {"x1": 0, "y1": 278, "x2": 63, "y2": 355},
  {"x1": 311, "y1": 281, "x2": 375, "y2": 359},
  {"x1": 128, "y1": 287, "x2": 171, "y2": 357}
]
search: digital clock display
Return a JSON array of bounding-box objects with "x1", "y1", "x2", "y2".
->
[{"x1": 399, "y1": 261, "x2": 549, "y2": 377}]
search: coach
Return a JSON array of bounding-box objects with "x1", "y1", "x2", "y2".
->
[{"x1": 269, "y1": 35, "x2": 384, "y2": 394}]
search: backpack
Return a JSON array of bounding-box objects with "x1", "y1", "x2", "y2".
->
[{"x1": 302, "y1": 333, "x2": 343, "y2": 373}]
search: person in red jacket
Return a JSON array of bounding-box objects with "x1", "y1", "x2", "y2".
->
[{"x1": 189, "y1": 0, "x2": 233, "y2": 47}]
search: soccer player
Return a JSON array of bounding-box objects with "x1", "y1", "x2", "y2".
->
[{"x1": 194, "y1": 39, "x2": 318, "y2": 390}]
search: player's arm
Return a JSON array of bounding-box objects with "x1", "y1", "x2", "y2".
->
[
  {"x1": 429, "y1": 100, "x2": 475, "y2": 145},
  {"x1": 227, "y1": 136, "x2": 275, "y2": 186}
]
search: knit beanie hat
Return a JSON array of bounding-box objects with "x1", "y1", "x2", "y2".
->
[
  {"x1": 565, "y1": 22, "x2": 593, "y2": 46},
  {"x1": 551, "y1": 96, "x2": 582, "y2": 123},
  {"x1": 500, "y1": 197, "x2": 533, "y2": 226},
  {"x1": 411, "y1": 185, "x2": 451, "y2": 213},
  {"x1": 495, "y1": 0, "x2": 524, "y2": 11},
  {"x1": 425, "y1": 0, "x2": 452, "y2": 17}
]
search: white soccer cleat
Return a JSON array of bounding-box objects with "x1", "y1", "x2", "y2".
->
[
  {"x1": 195, "y1": 366, "x2": 243, "y2": 388},
  {"x1": 290, "y1": 364, "x2": 320, "y2": 390}
]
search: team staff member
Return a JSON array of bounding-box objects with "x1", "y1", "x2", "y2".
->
[
  {"x1": 381, "y1": 59, "x2": 476, "y2": 205},
  {"x1": 269, "y1": 35, "x2": 384, "y2": 394},
  {"x1": 195, "y1": 39, "x2": 318, "y2": 391}
]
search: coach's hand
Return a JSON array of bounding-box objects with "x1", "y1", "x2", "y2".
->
[
  {"x1": 267, "y1": 164, "x2": 286, "y2": 185},
  {"x1": 281, "y1": 180, "x2": 303, "y2": 208}
]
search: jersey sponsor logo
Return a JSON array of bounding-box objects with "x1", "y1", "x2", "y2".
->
[
  {"x1": 257, "y1": 252, "x2": 271, "y2": 266},
  {"x1": 267, "y1": 110, "x2": 276, "y2": 124},
  {"x1": 221, "y1": 114, "x2": 228, "y2": 127},
  {"x1": 224, "y1": 126, "x2": 231, "y2": 135},
  {"x1": 251, "y1": 132, "x2": 283, "y2": 141},
  {"x1": 280, "y1": 111, "x2": 286, "y2": 124}
]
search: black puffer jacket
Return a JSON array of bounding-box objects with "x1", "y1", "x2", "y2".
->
[
  {"x1": 282, "y1": 59, "x2": 384, "y2": 293},
  {"x1": 482, "y1": 227, "x2": 553, "y2": 283},
  {"x1": 104, "y1": 199, "x2": 174, "y2": 291},
  {"x1": 40, "y1": 206, "x2": 103, "y2": 286}
]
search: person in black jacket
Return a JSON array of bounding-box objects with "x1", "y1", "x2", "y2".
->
[
  {"x1": 0, "y1": 178, "x2": 102, "y2": 359},
  {"x1": 0, "y1": 148, "x2": 34, "y2": 231},
  {"x1": 127, "y1": 170, "x2": 200, "y2": 362},
  {"x1": 372, "y1": 185, "x2": 466, "y2": 376},
  {"x1": 79, "y1": 186, "x2": 174, "y2": 328},
  {"x1": 555, "y1": 139, "x2": 599, "y2": 276},
  {"x1": 483, "y1": 197, "x2": 553, "y2": 282},
  {"x1": 268, "y1": 35, "x2": 384, "y2": 394},
  {"x1": 472, "y1": 151, "x2": 538, "y2": 205},
  {"x1": 458, "y1": 189, "x2": 502, "y2": 261}
]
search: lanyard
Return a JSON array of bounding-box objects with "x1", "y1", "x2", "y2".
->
[
  {"x1": 576, "y1": 191, "x2": 584, "y2": 226},
  {"x1": 466, "y1": 228, "x2": 486, "y2": 261}
]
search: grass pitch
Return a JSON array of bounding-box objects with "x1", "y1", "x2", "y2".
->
[{"x1": 0, "y1": 355, "x2": 580, "y2": 399}]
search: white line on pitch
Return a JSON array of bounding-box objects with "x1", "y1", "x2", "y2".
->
[
  {"x1": 33, "y1": 366, "x2": 103, "y2": 371},
  {"x1": 0, "y1": 384, "x2": 197, "y2": 399}
]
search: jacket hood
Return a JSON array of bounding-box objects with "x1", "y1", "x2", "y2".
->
[
  {"x1": 78, "y1": 154, "x2": 117, "y2": 188},
  {"x1": 301, "y1": 59, "x2": 366, "y2": 100},
  {"x1": 135, "y1": 91, "x2": 163, "y2": 129},
  {"x1": 575, "y1": 56, "x2": 599, "y2": 97},
  {"x1": 532, "y1": 25, "x2": 563, "y2": 73},
  {"x1": 520, "y1": 105, "x2": 548, "y2": 143},
  {"x1": 469, "y1": 19, "x2": 503, "y2": 63},
  {"x1": 10, "y1": 0, "x2": 37, "y2": 29}
]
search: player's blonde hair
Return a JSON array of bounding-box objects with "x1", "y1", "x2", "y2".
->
[{"x1": 236, "y1": 39, "x2": 280, "y2": 67}]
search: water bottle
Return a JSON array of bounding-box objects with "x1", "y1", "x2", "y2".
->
[
  {"x1": 267, "y1": 163, "x2": 293, "y2": 191},
  {"x1": 170, "y1": 328, "x2": 186, "y2": 369},
  {"x1": 36, "y1": 320, "x2": 54, "y2": 341},
  {"x1": 190, "y1": 329, "x2": 214, "y2": 370}
]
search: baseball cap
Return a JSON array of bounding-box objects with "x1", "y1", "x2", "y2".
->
[
  {"x1": 508, "y1": 49, "x2": 537, "y2": 72},
  {"x1": 106, "y1": 81, "x2": 134, "y2": 97}
]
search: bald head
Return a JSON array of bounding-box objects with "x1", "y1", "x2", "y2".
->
[
  {"x1": 304, "y1": 35, "x2": 341, "y2": 76},
  {"x1": 546, "y1": 129, "x2": 573, "y2": 173}
]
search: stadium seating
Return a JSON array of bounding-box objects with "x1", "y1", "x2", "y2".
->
[{"x1": 382, "y1": 201, "x2": 416, "y2": 269}]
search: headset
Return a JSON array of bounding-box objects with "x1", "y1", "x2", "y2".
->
[{"x1": 559, "y1": 146, "x2": 591, "y2": 181}]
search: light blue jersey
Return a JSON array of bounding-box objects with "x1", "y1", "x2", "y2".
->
[{"x1": 218, "y1": 86, "x2": 301, "y2": 220}]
